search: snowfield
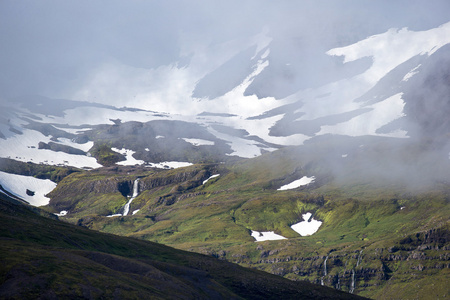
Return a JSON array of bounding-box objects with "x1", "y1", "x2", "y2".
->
[
  {"x1": 251, "y1": 230, "x2": 287, "y2": 242},
  {"x1": 291, "y1": 212, "x2": 323, "y2": 236},
  {"x1": 278, "y1": 176, "x2": 315, "y2": 191},
  {"x1": 55, "y1": 138, "x2": 94, "y2": 153},
  {"x1": 146, "y1": 161, "x2": 193, "y2": 169},
  {"x1": 250, "y1": 212, "x2": 322, "y2": 241},
  {"x1": 111, "y1": 148, "x2": 145, "y2": 166},
  {"x1": 0, "y1": 129, "x2": 102, "y2": 169},
  {"x1": 182, "y1": 138, "x2": 215, "y2": 146},
  {"x1": 203, "y1": 174, "x2": 220, "y2": 185},
  {"x1": 0, "y1": 171, "x2": 57, "y2": 206}
]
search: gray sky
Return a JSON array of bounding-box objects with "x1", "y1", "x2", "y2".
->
[{"x1": 0, "y1": 0, "x2": 449, "y2": 104}]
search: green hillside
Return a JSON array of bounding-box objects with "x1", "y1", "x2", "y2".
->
[
  {"x1": 38, "y1": 142, "x2": 450, "y2": 299},
  {"x1": 0, "y1": 193, "x2": 364, "y2": 299}
]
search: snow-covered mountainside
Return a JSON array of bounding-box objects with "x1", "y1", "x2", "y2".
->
[
  {"x1": 0, "y1": 4, "x2": 449, "y2": 205},
  {"x1": 1, "y1": 23, "x2": 449, "y2": 158},
  {"x1": 0, "y1": 4, "x2": 449, "y2": 298}
]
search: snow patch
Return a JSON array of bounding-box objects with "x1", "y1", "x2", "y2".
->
[
  {"x1": 0, "y1": 171, "x2": 57, "y2": 206},
  {"x1": 402, "y1": 64, "x2": 421, "y2": 82},
  {"x1": 56, "y1": 138, "x2": 94, "y2": 153},
  {"x1": 111, "y1": 148, "x2": 145, "y2": 166},
  {"x1": 203, "y1": 174, "x2": 220, "y2": 185},
  {"x1": 106, "y1": 214, "x2": 122, "y2": 218},
  {"x1": 318, "y1": 93, "x2": 407, "y2": 138},
  {"x1": 53, "y1": 126, "x2": 92, "y2": 135},
  {"x1": 182, "y1": 138, "x2": 215, "y2": 146},
  {"x1": 291, "y1": 212, "x2": 322, "y2": 236},
  {"x1": 0, "y1": 129, "x2": 101, "y2": 169},
  {"x1": 207, "y1": 127, "x2": 262, "y2": 158},
  {"x1": 55, "y1": 210, "x2": 68, "y2": 217},
  {"x1": 277, "y1": 176, "x2": 315, "y2": 191},
  {"x1": 251, "y1": 230, "x2": 287, "y2": 242},
  {"x1": 146, "y1": 161, "x2": 193, "y2": 169}
]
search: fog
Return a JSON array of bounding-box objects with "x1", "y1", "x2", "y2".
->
[
  {"x1": 1, "y1": 0, "x2": 449, "y2": 106},
  {"x1": 0, "y1": 1, "x2": 449, "y2": 189}
]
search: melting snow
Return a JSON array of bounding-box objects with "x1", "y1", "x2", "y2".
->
[
  {"x1": 55, "y1": 137, "x2": 94, "y2": 153},
  {"x1": 106, "y1": 214, "x2": 122, "y2": 218},
  {"x1": 277, "y1": 176, "x2": 315, "y2": 191},
  {"x1": 55, "y1": 210, "x2": 68, "y2": 217},
  {"x1": 0, "y1": 129, "x2": 102, "y2": 169},
  {"x1": 53, "y1": 126, "x2": 92, "y2": 135},
  {"x1": 0, "y1": 171, "x2": 57, "y2": 206},
  {"x1": 291, "y1": 212, "x2": 322, "y2": 236},
  {"x1": 318, "y1": 93, "x2": 408, "y2": 138},
  {"x1": 203, "y1": 174, "x2": 220, "y2": 184},
  {"x1": 251, "y1": 230, "x2": 287, "y2": 242},
  {"x1": 402, "y1": 64, "x2": 422, "y2": 82},
  {"x1": 182, "y1": 138, "x2": 215, "y2": 146},
  {"x1": 146, "y1": 161, "x2": 193, "y2": 169},
  {"x1": 207, "y1": 127, "x2": 262, "y2": 158},
  {"x1": 111, "y1": 148, "x2": 145, "y2": 166},
  {"x1": 132, "y1": 209, "x2": 140, "y2": 215}
]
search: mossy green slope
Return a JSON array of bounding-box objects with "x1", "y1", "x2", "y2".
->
[
  {"x1": 0, "y1": 194, "x2": 364, "y2": 299},
  {"x1": 43, "y1": 140, "x2": 450, "y2": 299}
]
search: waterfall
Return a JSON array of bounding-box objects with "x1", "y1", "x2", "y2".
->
[
  {"x1": 356, "y1": 249, "x2": 363, "y2": 267},
  {"x1": 336, "y1": 278, "x2": 341, "y2": 290},
  {"x1": 349, "y1": 269, "x2": 355, "y2": 294},
  {"x1": 123, "y1": 179, "x2": 139, "y2": 216},
  {"x1": 321, "y1": 255, "x2": 328, "y2": 286}
]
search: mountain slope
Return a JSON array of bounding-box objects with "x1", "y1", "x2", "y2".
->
[
  {"x1": 0, "y1": 193, "x2": 364, "y2": 299},
  {"x1": 42, "y1": 138, "x2": 450, "y2": 299}
]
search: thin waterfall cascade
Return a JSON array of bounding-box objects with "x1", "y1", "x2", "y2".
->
[
  {"x1": 349, "y1": 269, "x2": 355, "y2": 294},
  {"x1": 356, "y1": 249, "x2": 363, "y2": 267},
  {"x1": 123, "y1": 179, "x2": 139, "y2": 216},
  {"x1": 336, "y1": 278, "x2": 341, "y2": 290},
  {"x1": 321, "y1": 255, "x2": 329, "y2": 286}
]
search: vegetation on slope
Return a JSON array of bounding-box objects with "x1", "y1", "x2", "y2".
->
[
  {"x1": 0, "y1": 194, "x2": 363, "y2": 299},
  {"x1": 42, "y1": 139, "x2": 450, "y2": 299}
]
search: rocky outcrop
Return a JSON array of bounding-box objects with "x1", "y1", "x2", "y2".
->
[
  {"x1": 38, "y1": 141, "x2": 86, "y2": 155},
  {"x1": 47, "y1": 164, "x2": 222, "y2": 213},
  {"x1": 227, "y1": 228, "x2": 450, "y2": 295}
]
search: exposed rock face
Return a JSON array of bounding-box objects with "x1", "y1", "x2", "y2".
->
[
  {"x1": 139, "y1": 169, "x2": 207, "y2": 191},
  {"x1": 49, "y1": 177, "x2": 128, "y2": 198},
  {"x1": 47, "y1": 164, "x2": 221, "y2": 214},
  {"x1": 38, "y1": 141, "x2": 86, "y2": 155},
  {"x1": 228, "y1": 228, "x2": 450, "y2": 295}
]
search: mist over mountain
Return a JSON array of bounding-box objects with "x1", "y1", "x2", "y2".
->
[{"x1": 1, "y1": 0, "x2": 449, "y2": 188}]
